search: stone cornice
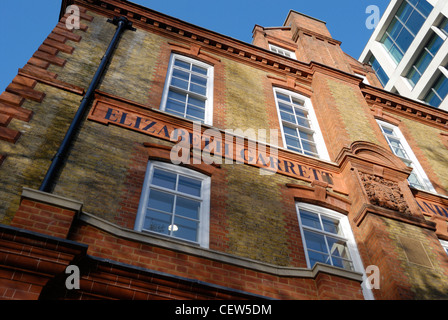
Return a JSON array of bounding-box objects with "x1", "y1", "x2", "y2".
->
[
  {"x1": 67, "y1": 0, "x2": 314, "y2": 82},
  {"x1": 64, "y1": 1, "x2": 448, "y2": 132},
  {"x1": 80, "y1": 211, "x2": 364, "y2": 282},
  {"x1": 362, "y1": 85, "x2": 448, "y2": 131}
]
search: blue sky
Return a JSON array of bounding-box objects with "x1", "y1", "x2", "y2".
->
[{"x1": 0, "y1": 0, "x2": 389, "y2": 92}]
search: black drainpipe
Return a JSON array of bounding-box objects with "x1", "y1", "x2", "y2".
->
[{"x1": 39, "y1": 16, "x2": 135, "y2": 192}]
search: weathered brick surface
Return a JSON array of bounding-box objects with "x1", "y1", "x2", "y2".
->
[
  {"x1": 397, "y1": 115, "x2": 448, "y2": 194},
  {"x1": 223, "y1": 163, "x2": 307, "y2": 266},
  {"x1": 351, "y1": 212, "x2": 448, "y2": 300},
  {"x1": 311, "y1": 73, "x2": 383, "y2": 160},
  {"x1": 11, "y1": 199, "x2": 76, "y2": 239},
  {"x1": 1, "y1": 1, "x2": 447, "y2": 301},
  {"x1": 0, "y1": 84, "x2": 82, "y2": 224}
]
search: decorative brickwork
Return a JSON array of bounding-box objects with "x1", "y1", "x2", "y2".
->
[
  {"x1": 1, "y1": 0, "x2": 448, "y2": 301},
  {"x1": 359, "y1": 172, "x2": 411, "y2": 214}
]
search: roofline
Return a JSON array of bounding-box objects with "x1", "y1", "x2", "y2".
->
[{"x1": 283, "y1": 9, "x2": 327, "y2": 26}]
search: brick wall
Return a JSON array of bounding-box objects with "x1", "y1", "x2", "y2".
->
[
  {"x1": 67, "y1": 219, "x2": 364, "y2": 300},
  {"x1": 352, "y1": 212, "x2": 448, "y2": 299},
  {"x1": 397, "y1": 116, "x2": 448, "y2": 194}
]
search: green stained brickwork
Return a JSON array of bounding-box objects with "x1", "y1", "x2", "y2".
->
[
  {"x1": 53, "y1": 120, "x2": 170, "y2": 221},
  {"x1": 97, "y1": 27, "x2": 164, "y2": 105},
  {"x1": 49, "y1": 11, "x2": 163, "y2": 106},
  {"x1": 48, "y1": 12, "x2": 117, "y2": 89},
  {"x1": 0, "y1": 83, "x2": 82, "y2": 223},
  {"x1": 223, "y1": 59, "x2": 274, "y2": 142},
  {"x1": 399, "y1": 117, "x2": 448, "y2": 190},
  {"x1": 326, "y1": 78, "x2": 379, "y2": 145},
  {"x1": 223, "y1": 163, "x2": 308, "y2": 266},
  {"x1": 382, "y1": 216, "x2": 448, "y2": 299}
]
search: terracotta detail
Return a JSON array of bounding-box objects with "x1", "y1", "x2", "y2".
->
[
  {"x1": 359, "y1": 171, "x2": 410, "y2": 214},
  {"x1": 286, "y1": 182, "x2": 351, "y2": 214}
]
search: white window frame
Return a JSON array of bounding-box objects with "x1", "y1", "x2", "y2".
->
[
  {"x1": 296, "y1": 202, "x2": 374, "y2": 300},
  {"x1": 273, "y1": 88, "x2": 330, "y2": 161},
  {"x1": 269, "y1": 44, "x2": 297, "y2": 60},
  {"x1": 440, "y1": 240, "x2": 448, "y2": 256},
  {"x1": 377, "y1": 119, "x2": 435, "y2": 192},
  {"x1": 135, "y1": 161, "x2": 211, "y2": 248},
  {"x1": 160, "y1": 54, "x2": 214, "y2": 125}
]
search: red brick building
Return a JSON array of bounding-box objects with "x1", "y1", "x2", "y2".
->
[{"x1": 1, "y1": 0, "x2": 448, "y2": 301}]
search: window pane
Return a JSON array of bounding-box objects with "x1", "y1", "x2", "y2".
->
[
  {"x1": 174, "y1": 59, "x2": 190, "y2": 70},
  {"x1": 388, "y1": 137, "x2": 403, "y2": 148},
  {"x1": 173, "y1": 216, "x2": 198, "y2": 242},
  {"x1": 292, "y1": 98, "x2": 304, "y2": 107},
  {"x1": 434, "y1": 75, "x2": 448, "y2": 98},
  {"x1": 166, "y1": 98, "x2": 186, "y2": 115},
  {"x1": 152, "y1": 169, "x2": 177, "y2": 190},
  {"x1": 294, "y1": 107, "x2": 308, "y2": 118},
  {"x1": 385, "y1": 19, "x2": 403, "y2": 41},
  {"x1": 406, "y1": 10, "x2": 425, "y2": 35},
  {"x1": 307, "y1": 250, "x2": 330, "y2": 267},
  {"x1": 143, "y1": 210, "x2": 171, "y2": 235},
  {"x1": 408, "y1": 171, "x2": 424, "y2": 188},
  {"x1": 389, "y1": 44, "x2": 404, "y2": 63},
  {"x1": 407, "y1": 67, "x2": 420, "y2": 86},
  {"x1": 296, "y1": 117, "x2": 311, "y2": 128},
  {"x1": 427, "y1": 34, "x2": 443, "y2": 56},
  {"x1": 171, "y1": 77, "x2": 189, "y2": 91},
  {"x1": 327, "y1": 237, "x2": 350, "y2": 260},
  {"x1": 192, "y1": 65, "x2": 207, "y2": 75},
  {"x1": 322, "y1": 216, "x2": 342, "y2": 235},
  {"x1": 300, "y1": 210, "x2": 321, "y2": 230},
  {"x1": 440, "y1": 18, "x2": 448, "y2": 36},
  {"x1": 369, "y1": 56, "x2": 389, "y2": 86},
  {"x1": 304, "y1": 230, "x2": 327, "y2": 253},
  {"x1": 393, "y1": 146, "x2": 409, "y2": 159},
  {"x1": 302, "y1": 140, "x2": 318, "y2": 154},
  {"x1": 283, "y1": 126, "x2": 298, "y2": 137},
  {"x1": 191, "y1": 74, "x2": 207, "y2": 86},
  {"x1": 395, "y1": 26, "x2": 412, "y2": 50},
  {"x1": 332, "y1": 257, "x2": 354, "y2": 271},
  {"x1": 148, "y1": 189, "x2": 174, "y2": 213},
  {"x1": 279, "y1": 103, "x2": 293, "y2": 114},
  {"x1": 175, "y1": 197, "x2": 200, "y2": 220},
  {"x1": 381, "y1": 34, "x2": 394, "y2": 51},
  {"x1": 188, "y1": 96, "x2": 206, "y2": 109},
  {"x1": 424, "y1": 89, "x2": 442, "y2": 107},
  {"x1": 414, "y1": 51, "x2": 433, "y2": 75},
  {"x1": 415, "y1": 0, "x2": 433, "y2": 18},
  {"x1": 178, "y1": 176, "x2": 202, "y2": 197},
  {"x1": 186, "y1": 105, "x2": 205, "y2": 121},
  {"x1": 168, "y1": 90, "x2": 187, "y2": 103},
  {"x1": 280, "y1": 111, "x2": 296, "y2": 124},
  {"x1": 190, "y1": 83, "x2": 207, "y2": 96},
  {"x1": 396, "y1": 2, "x2": 414, "y2": 22},
  {"x1": 285, "y1": 136, "x2": 302, "y2": 151},
  {"x1": 276, "y1": 93, "x2": 291, "y2": 102},
  {"x1": 299, "y1": 130, "x2": 314, "y2": 142},
  {"x1": 172, "y1": 68, "x2": 189, "y2": 81},
  {"x1": 381, "y1": 127, "x2": 394, "y2": 135}
]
